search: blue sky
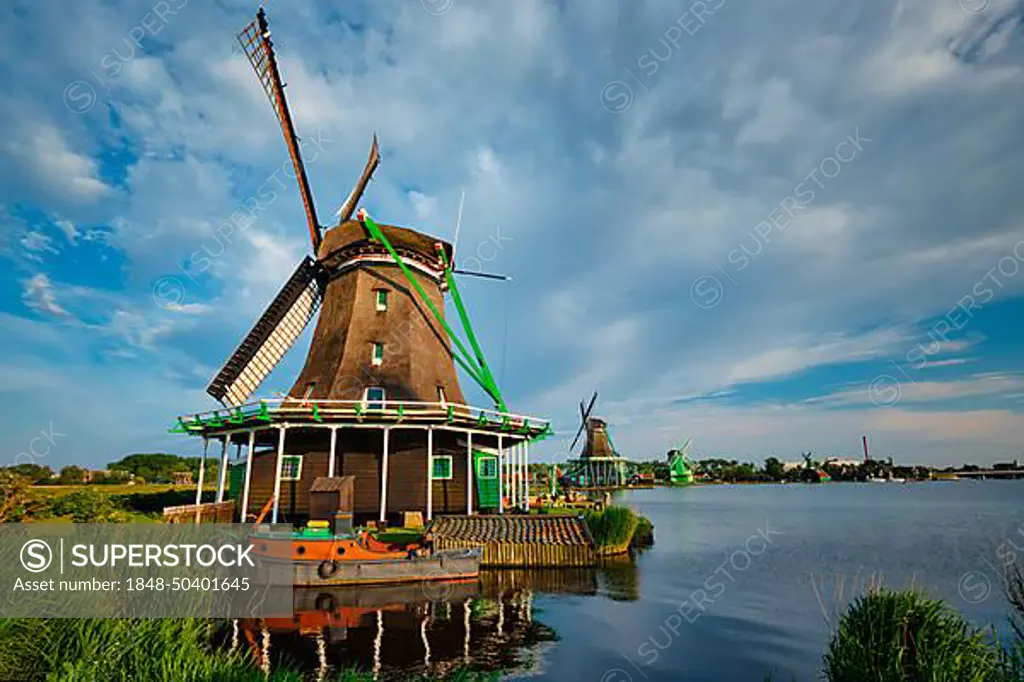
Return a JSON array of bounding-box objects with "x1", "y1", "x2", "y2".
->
[{"x1": 1, "y1": 0, "x2": 1023, "y2": 470}]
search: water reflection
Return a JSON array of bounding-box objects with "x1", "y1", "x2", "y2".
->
[{"x1": 237, "y1": 561, "x2": 638, "y2": 680}]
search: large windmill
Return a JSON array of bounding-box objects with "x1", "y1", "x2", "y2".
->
[
  {"x1": 562, "y1": 392, "x2": 628, "y2": 489},
  {"x1": 168, "y1": 7, "x2": 550, "y2": 526}
]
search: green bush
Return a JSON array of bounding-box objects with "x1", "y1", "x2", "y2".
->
[
  {"x1": 824, "y1": 589, "x2": 1002, "y2": 682},
  {"x1": 47, "y1": 489, "x2": 125, "y2": 523},
  {"x1": 583, "y1": 506, "x2": 638, "y2": 549}
]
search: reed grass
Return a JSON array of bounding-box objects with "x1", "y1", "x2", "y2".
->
[
  {"x1": 0, "y1": 618, "x2": 503, "y2": 681},
  {"x1": 823, "y1": 588, "x2": 1002, "y2": 682},
  {"x1": 583, "y1": 506, "x2": 638, "y2": 550}
]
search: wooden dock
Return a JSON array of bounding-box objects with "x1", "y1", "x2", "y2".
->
[{"x1": 427, "y1": 515, "x2": 597, "y2": 568}]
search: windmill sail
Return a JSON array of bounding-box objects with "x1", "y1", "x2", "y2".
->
[
  {"x1": 335, "y1": 135, "x2": 380, "y2": 226},
  {"x1": 207, "y1": 257, "x2": 323, "y2": 406},
  {"x1": 237, "y1": 9, "x2": 322, "y2": 251}
]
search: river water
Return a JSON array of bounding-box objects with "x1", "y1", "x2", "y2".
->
[{"x1": 249, "y1": 481, "x2": 1024, "y2": 681}]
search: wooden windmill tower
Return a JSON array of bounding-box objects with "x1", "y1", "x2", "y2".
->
[
  {"x1": 563, "y1": 393, "x2": 628, "y2": 489},
  {"x1": 169, "y1": 7, "x2": 550, "y2": 526}
]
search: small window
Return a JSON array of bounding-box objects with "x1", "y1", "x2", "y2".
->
[
  {"x1": 478, "y1": 456, "x2": 497, "y2": 479},
  {"x1": 375, "y1": 290, "x2": 388, "y2": 311},
  {"x1": 364, "y1": 387, "x2": 385, "y2": 410},
  {"x1": 371, "y1": 342, "x2": 384, "y2": 366},
  {"x1": 432, "y1": 455, "x2": 453, "y2": 480},
  {"x1": 281, "y1": 455, "x2": 303, "y2": 481},
  {"x1": 437, "y1": 386, "x2": 447, "y2": 406}
]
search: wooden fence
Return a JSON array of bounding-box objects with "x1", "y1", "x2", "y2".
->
[{"x1": 162, "y1": 501, "x2": 235, "y2": 523}]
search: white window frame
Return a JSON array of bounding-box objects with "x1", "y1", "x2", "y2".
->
[
  {"x1": 432, "y1": 455, "x2": 453, "y2": 480},
  {"x1": 375, "y1": 289, "x2": 388, "y2": 312},
  {"x1": 364, "y1": 387, "x2": 386, "y2": 410},
  {"x1": 437, "y1": 386, "x2": 447, "y2": 407},
  {"x1": 478, "y1": 456, "x2": 498, "y2": 479},
  {"x1": 371, "y1": 342, "x2": 384, "y2": 366},
  {"x1": 281, "y1": 455, "x2": 303, "y2": 481}
]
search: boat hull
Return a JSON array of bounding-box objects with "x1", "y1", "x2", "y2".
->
[{"x1": 260, "y1": 547, "x2": 482, "y2": 587}]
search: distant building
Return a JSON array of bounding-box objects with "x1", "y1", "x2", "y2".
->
[
  {"x1": 171, "y1": 471, "x2": 193, "y2": 485},
  {"x1": 824, "y1": 459, "x2": 863, "y2": 468}
]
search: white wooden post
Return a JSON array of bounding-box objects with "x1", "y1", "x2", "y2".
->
[
  {"x1": 380, "y1": 428, "x2": 390, "y2": 522},
  {"x1": 426, "y1": 428, "x2": 434, "y2": 521},
  {"x1": 240, "y1": 429, "x2": 255, "y2": 523},
  {"x1": 519, "y1": 443, "x2": 525, "y2": 508},
  {"x1": 216, "y1": 436, "x2": 230, "y2": 503},
  {"x1": 466, "y1": 432, "x2": 474, "y2": 515},
  {"x1": 328, "y1": 427, "x2": 338, "y2": 478},
  {"x1": 194, "y1": 437, "x2": 209, "y2": 522},
  {"x1": 271, "y1": 426, "x2": 286, "y2": 524},
  {"x1": 510, "y1": 442, "x2": 517, "y2": 509},
  {"x1": 497, "y1": 434, "x2": 504, "y2": 514},
  {"x1": 524, "y1": 439, "x2": 530, "y2": 510}
]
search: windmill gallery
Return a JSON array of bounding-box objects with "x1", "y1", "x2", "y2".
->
[{"x1": 163, "y1": 8, "x2": 658, "y2": 580}]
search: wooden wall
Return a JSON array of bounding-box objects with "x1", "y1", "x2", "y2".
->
[{"x1": 237, "y1": 428, "x2": 480, "y2": 523}]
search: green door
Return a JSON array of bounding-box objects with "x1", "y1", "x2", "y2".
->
[
  {"x1": 226, "y1": 462, "x2": 245, "y2": 500},
  {"x1": 474, "y1": 451, "x2": 500, "y2": 510}
]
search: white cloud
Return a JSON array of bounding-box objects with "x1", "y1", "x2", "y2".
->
[
  {"x1": 3, "y1": 125, "x2": 110, "y2": 203},
  {"x1": 725, "y1": 327, "x2": 913, "y2": 385},
  {"x1": 21, "y1": 274, "x2": 68, "y2": 316},
  {"x1": 55, "y1": 219, "x2": 78, "y2": 244},
  {"x1": 20, "y1": 232, "x2": 60, "y2": 261}
]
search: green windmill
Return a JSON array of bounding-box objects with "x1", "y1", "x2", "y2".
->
[{"x1": 667, "y1": 438, "x2": 696, "y2": 486}]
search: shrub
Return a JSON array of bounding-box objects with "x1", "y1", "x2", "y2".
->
[
  {"x1": 824, "y1": 588, "x2": 1001, "y2": 682},
  {"x1": 583, "y1": 506, "x2": 638, "y2": 549},
  {"x1": 47, "y1": 489, "x2": 125, "y2": 523}
]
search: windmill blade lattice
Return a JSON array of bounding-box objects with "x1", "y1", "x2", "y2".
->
[
  {"x1": 237, "y1": 8, "x2": 322, "y2": 251},
  {"x1": 206, "y1": 257, "x2": 323, "y2": 406}
]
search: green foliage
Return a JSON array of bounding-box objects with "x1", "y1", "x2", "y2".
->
[
  {"x1": 56, "y1": 465, "x2": 88, "y2": 485},
  {"x1": 5, "y1": 464, "x2": 53, "y2": 483},
  {"x1": 108, "y1": 453, "x2": 214, "y2": 485},
  {"x1": 824, "y1": 589, "x2": 1002, "y2": 682},
  {"x1": 632, "y1": 515, "x2": 655, "y2": 548},
  {"x1": 0, "y1": 618, "x2": 298, "y2": 681},
  {"x1": 47, "y1": 488, "x2": 126, "y2": 523},
  {"x1": 763, "y1": 457, "x2": 785, "y2": 481},
  {"x1": 0, "y1": 471, "x2": 35, "y2": 522},
  {"x1": 584, "y1": 506, "x2": 638, "y2": 549}
]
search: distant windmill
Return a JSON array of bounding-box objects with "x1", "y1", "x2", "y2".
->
[
  {"x1": 563, "y1": 392, "x2": 628, "y2": 488},
  {"x1": 667, "y1": 438, "x2": 696, "y2": 486}
]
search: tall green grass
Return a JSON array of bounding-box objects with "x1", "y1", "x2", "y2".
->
[
  {"x1": 583, "y1": 506, "x2": 638, "y2": 549},
  {"x1": 0, "y1": 618, "x2": 503, "y2": 681},
  {"x1": 823, "y1": 589, "x2": 1004, "y2": 682}
]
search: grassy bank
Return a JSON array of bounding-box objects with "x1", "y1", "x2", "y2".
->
[{"x1": 0, "y1": 618, "x2": 499, "y2": 681}]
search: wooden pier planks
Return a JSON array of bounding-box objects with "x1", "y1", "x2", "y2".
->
[{"x1": 428, "y1": 514, "x2": 597, "y2": 567}]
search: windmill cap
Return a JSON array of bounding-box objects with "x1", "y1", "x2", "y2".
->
[{"x1": 319, "y1": 219, "x2": 455, "y2": 270}]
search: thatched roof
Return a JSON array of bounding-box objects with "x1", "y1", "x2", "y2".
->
[{"x1": 427, "y1": 515, "x2": 593, "y2": 546}]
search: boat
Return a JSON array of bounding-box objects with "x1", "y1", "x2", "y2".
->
[{"x1": 248, "y1": 523, "x2": 482, "y2": 587}]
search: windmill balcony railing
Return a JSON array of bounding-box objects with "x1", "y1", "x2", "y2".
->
[{"x1": 170, "y1": 398, "x2": 553, "y2": 440}]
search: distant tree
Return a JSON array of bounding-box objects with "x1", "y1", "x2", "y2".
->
[
  {"x1": 763, "y1": 457, "x2": 785, "y2": 481},
  {"x1": 109, "y1": 453, "x2": 214, "y2": 484},
  {"x1": 6, "y1": 464, "x2": 53, "y2": 483},
  {"x1": 57, "y1": 465, "x2": 88, "y2": 485}
]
